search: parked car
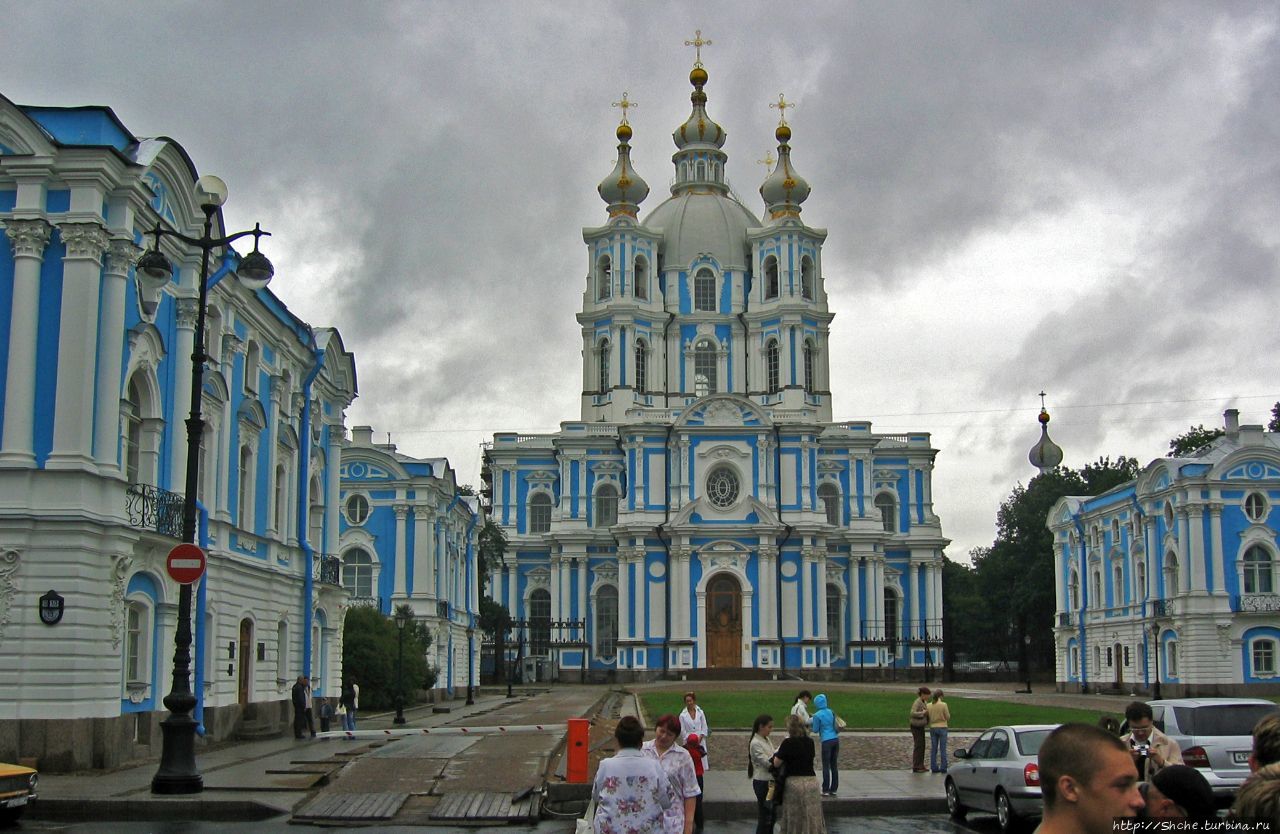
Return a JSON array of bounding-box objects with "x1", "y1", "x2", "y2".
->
[
  {"x1": 0, "y1": 760, "x2": 38, "y2": 824},
  {"x1": 946, "y1": 724, "x2": 1058, "y2": 833},
  {"x1": 1142, "y1": 698, "x2": 1280, "y2": 797}
]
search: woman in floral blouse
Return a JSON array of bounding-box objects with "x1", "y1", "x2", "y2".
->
[
  {"x1": 644, "y1": 713, "x2": 702, "y2": 834},
  {"x1": 593, "y1": 715, "x2": 673, "y2": 834}
]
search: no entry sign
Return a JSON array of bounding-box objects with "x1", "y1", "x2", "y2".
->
[{"x1": 166, "y1": 543, "x2": 206, "y2": 585}]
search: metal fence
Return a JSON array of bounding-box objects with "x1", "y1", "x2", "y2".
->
[{"x1": 125, "y1": 483, "x2": 185, "y2": 540}]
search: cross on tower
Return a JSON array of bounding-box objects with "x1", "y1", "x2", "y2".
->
[
  {"x1": 770, "y1": 93, "x2": 795, "y2": 126},
  {"x1": 685, "y1": 29, "x2": 712, "y2": 67},
  {"x1": 1039, "y1": 391, "x2": 1048, "y2": 409},
  {"x1": 758, "y1": 150, "x2": 776, "y2": 169},
  {"x1": 612, "y1": 92, "x2": 637, "y2": 124}
]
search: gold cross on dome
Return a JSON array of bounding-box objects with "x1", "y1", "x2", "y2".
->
[
  {"x1": 758, "y1": 150, "x2": 776, "y2": 168},
  {"x1": 612, "y1": 92, "x2": 637, "y2": 124},
  {"x1": 770, "y1": 93, "x2": 795, "y2": 126},
  {"x1": 1039, "y1": 391, "x2": 1048, "y2": 409},
  {"x1": 685, "y1": 29, "x2": 712, "y2": 67}
]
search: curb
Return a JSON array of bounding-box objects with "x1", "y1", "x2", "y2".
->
[{"x1": 30, "y1": 797, "x2": 288, "y2": 823}]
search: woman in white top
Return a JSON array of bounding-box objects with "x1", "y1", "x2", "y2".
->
[
  {"x1": 749, "y1": 713, "x2": 777, "y2": 834},
  {"x1": 679, "y1": 691, "x2": 710, "y2": 768},
  {"x1": 593, "y1": 715, "x2": 673, "y2": 834},
  {"x1": 790, "y1": 690, "x2": 813, "y2": 731}
]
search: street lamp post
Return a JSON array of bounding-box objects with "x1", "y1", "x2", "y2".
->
[
  {"x1": 145, "y1": 175, "x2": 273, "y2": 795},
  {"x1": 394, "y1": 610, "x2": 408, "y2": 725},
  {"x1": 465, "y1": 627, "x2": 475, "y2": 706},
  {"x1": 1151, "y1": 623, "x2": 1162, "y2": 699}
]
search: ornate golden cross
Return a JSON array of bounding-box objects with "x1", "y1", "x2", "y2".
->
[
  {"x1": 685, "y1": 29, "x2": 712, "y2": 67},
  {"x1": 770, "y1": 93, "x2": 795, "y2": 126},
  {"x1": 612, "y1": 92, "x2": 637, "y2": 124},
  {"x1": 758, "y1": 150, "x2": 776, "y2": 168}
]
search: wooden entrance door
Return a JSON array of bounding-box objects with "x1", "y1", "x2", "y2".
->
[
  {"x1": 706, "y1": 575, "x2": 742, "y2": 668},
  {"x1": 1113, "y1": 642, "x2": 1123, "y2": 690},
  {"x1": 238, "y1": 619, "x2": 252, "y2": 707}
]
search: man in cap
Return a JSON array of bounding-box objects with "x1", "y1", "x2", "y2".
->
[{"x1": 1137, "y1": 764, "x2": 1216, "y2": 821}]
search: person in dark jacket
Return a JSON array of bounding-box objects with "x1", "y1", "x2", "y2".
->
[
  {"x1": 340, "y1": 679, "x2": 358, "y2": 731},
  {"x1": 291, "y1": 676, "x2": 314, "y2": 739}
]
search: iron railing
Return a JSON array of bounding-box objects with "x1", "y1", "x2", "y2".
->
[
  {"x1": 125, "y1": 483, "x2": 184, "y2": 540},
  {"x1": 314, "y1": 554, "x2": 341, "y2": 586},
  {"x1": 1234, "y1": 593, "x2": 1280, "y2": 613}
]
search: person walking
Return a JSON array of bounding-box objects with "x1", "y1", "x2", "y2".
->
[
  {"x1": 644, "y1": 713, "x2": 701, "y2": 834},
  {"x1": 291, "y1": 676, "x2": 314, "y2": 739},
  {"x1": 810, "y1": 694, "x2": 839, "y2": 797},
  {"x1": 909, "y1": 685, "x2": 930, "y2": 772},
  {"x1": 749, "y1": 714, "x2": 776, "y2": 834},
  {"x1": 593, "y1": 716, "x2": 674, "y2": 834},
  {"x1": 772, "y1": 713, "x2": 826, "y2": 834},
  {"x1": 790, "y1": 691, "x2": 813, "y2": 732},
  {"x1": 926, "y1": 689, "x2": 950, "y2": 773},
  {"x1": 341, "y1": 678, "x2": 359, "y2": 731}
]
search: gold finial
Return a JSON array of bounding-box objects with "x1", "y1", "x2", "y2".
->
[
  {"x1": 770, "y1": 93, "x2": 795, "y2": 126},
  {"x1": 612, "y1": 92, "x2": 637, "y2": 125},
  {"x1": 685, "y1": 29, "x2": 712, "y2": 67},
  {"x1": 758, "y1": 150, "x2": 776, "y2": 168}
]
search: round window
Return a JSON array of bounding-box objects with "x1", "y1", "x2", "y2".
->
[
  {"x1": 706, "y1": 467, "x2": 740, "y2": 509},
  {"x1": 345, "y1": 494, "x2": 369, "y2": 525}
]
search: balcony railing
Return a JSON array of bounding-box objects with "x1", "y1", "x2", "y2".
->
[
  {"x1": 1151, "y1": 599, "x2": 1172, "y2": 616},
  {"x1": 125, "y1": 483, "x2": 184, "y2": 540},
  {"x1": 1057, "y1": 611, "x2": 1077, "y2": 627},
  {"x1": 314, "y1": 554, "x2": 341, "y2": 586},
  {"x1": 1234, "y1": 593, "x2": 1280, "y2": 613}
]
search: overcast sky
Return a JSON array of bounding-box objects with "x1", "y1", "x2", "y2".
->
[{"x1": 4, "y1": 2, "x2": 1278, "y2": 560}]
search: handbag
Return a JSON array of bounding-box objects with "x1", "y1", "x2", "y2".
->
[
  {"x1": 769, "y1": 758, "x2": 788, "y2": 805},
  {"x1": 835, "y1": 715, "x2": 847, "y2": 731}
]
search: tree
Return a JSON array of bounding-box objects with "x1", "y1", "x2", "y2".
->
[
  {"x1": 342, "y1": 604, "x2": 436, "y2": 711},
  {"x1": 1168, "y1": 425, "x2": 1224, "y2": 457},
  {"x1": 477, "y1": 518, "x2": 507, "y2": 593},
  {"x1": 1269, "y1": 402, "x2": 1280, "y2": 433},
  {"x1": 479, "y1": 596, "x2": 512, "y2": 637}
]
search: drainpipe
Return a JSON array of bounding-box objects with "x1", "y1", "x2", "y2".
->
[
  {"x1": 661, "y1": 311, "x2": 674, "y2": 407},
  {"x1": 194, "y1": 500, "x2": 210, "y2": 735},
  {"x1": 298, "y1": 332, "x2": 326, "y2": 683}
]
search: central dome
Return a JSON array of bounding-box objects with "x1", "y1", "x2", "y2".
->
[{"x1": 643, "y1": 190, "x2": 760, "y2": 271}]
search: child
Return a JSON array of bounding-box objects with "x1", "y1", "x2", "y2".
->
[{"x1": 685, "y1": 732, "x2": 706, "y2": 831}]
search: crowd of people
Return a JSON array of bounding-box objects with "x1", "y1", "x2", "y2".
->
[{"x1": 591, "y1": 687, "x2": 1280, "y2": 833}]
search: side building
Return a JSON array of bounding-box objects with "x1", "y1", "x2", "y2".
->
[
  {"x1": 1050, "y1": 409, "x2": 1280, "y2": 695},
  {"x1": 338, "y1": 426, "x2": 482, "y2": 697},
  {"x1": 0, "y1": 95, "x2": 356, "y2": 769},
  {"x1": 483, "y1": 56, "x2": 949, "y2": 681}
]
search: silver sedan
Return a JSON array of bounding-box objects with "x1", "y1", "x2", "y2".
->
[{"x1": 945, "y1": 724, "x2": 1058, "y2": 834}]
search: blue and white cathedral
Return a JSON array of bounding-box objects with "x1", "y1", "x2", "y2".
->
[{"x1": 484, "y1": 56, "x2": 949, "y2": 678}]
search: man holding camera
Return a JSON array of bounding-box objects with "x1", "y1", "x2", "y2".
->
[{"x1": 1120, "y1": 701, "x2": 1183, "y2": 781}]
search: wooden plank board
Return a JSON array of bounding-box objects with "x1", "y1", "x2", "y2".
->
[
  {"x1": 429, "y1": 790, "x2": 535, "y2": 821},
  {"x1": 293, "y1": 792, "x2": 408, "y2": 821}
]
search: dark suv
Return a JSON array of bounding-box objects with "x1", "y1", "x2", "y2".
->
[{"x1": 1145, "y1": 698, "x2": 1279, "y2": 797}]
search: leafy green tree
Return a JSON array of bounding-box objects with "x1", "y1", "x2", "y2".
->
[
  {"x1": 479, "y1": 596, "x2": 512, "y2": 637},
  {"x1": 1168, "y1": 425, "x2": 1225, "y2": 457},
  {"x1": 1269, "y1": 403, "x2": 1280, "y2": 433},
  {"x1": 342, "y1": 604, "x2": 436, "y2": 711},
  {"x1": 477, "y1": 518, "x2": 507, "y2": 593}
]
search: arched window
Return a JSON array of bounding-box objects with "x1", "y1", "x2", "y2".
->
[
  {"x1": 1090, "y1": 570, "x2": 1101, "y2": 606},
  {"x1": 764, "y1": 257, "x2": 779, "y2": 300},
  {"x1": 308, "y1": 475, "x2": 324, "y2": 547},
  {"x1": 238, "y1": 445, "x2": 255, "y2": 529},
  {"x1": 884, "y1": 590, "x2": 899, "y2": 645},
  {"x1": 122, "y1": 372, "x2": 163, "y2": 486},
  {"x1": 124, "y1": 376, "x2": 144, "y2": 484},
  {"x1": 818, "y1": 483, "x2": 840, "y2": 525},
  {"x1": 1165, "y1": 551, "x2": 1180, "y2": 595},
  {"x1": 875, "y1": 493, "x2": 897, "y2": 533},
  {"x1": 529, "y1": 589, "x2": 551, "y2": 654},
  {"x1": 595, "y1": 483, "x2": 619, "y2": 527},
  {"x1": 803, "y1": 340, "x2": 816, "y2": 393},
  {"x1": 801, "y1": 256, "x2": 814, "y2": 300},
  {"x1": 694, "y1": 339, "x2": 717, "y2": 396},
  {"x1": 274, "y1": 463, "x2": 289, "y2": 536},
  {"x1": 1252, "y1": 639, "x2": 1277, "y2": 676},
  {"x1": 595, "y1": 585, "x2": 618, "y2": 661},
  {"x1": 1068, "y1": 569, "x2": 1080, "y2": 610},
  {"x1": 1244, "y1": 545, "x2": 1273, "y2": 594},
  {"x1": 342, "y1": 548, "x2": 374, "y2": 598},
  {"x1": 597, "y1": 256, "x2": 612, "y2": 301},
  {"x1": 765, "y1": 339, "x2": 780, "y2": 394},
  {"x1": 1135, "y1": 561, "x2": 1145, "y2": 600},
  {"x1": 529, "y1": 492, "x2": 552, "y2": 534},
  {"x1": 1113, "y1": 564, "x2": 1123, "y2": 604},
  {"x1": 634, "y1": 340, "x2": 648, "y2": 394},
  {"x1": 826, "y1": 584, "x2": 842, "y2": 658},
  {"x1": 276, "y1": 620, "x2": 289, "y2": 682},
  {"x1": 244, "y1": 339, "x2": 260, "y2": 395},
  {"x1": 694, "y1": 268, "x2": 716, "y2": 312},
  {"x1": 1164, "y1": 502, "x2": 1175, "y2": 533},
  {"x1": 124, "y1": 600, "x2": 148, "y2": 682},
  {"x1": 634, "y1": 256, "x2": 648, "y2": 301},
  {"x1": 598, "y1": 338, "x2": 611, "y2": 392},
  {"x1": 696, "y1": 160, "x2": 706, "y2": 180}
]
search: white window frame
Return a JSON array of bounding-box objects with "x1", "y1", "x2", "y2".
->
[
  {"x1": 826, "y1": 583, "x2": 843, "y2": 659},
  {"x1": 634, "y1": 339, "x2": 648, "y2": 394},
  {"x1": 1252, "y1": 638, "x2": 1277, "y2": 678},
  {"x1": 800, "y1": 256, "x2": 814, "y2": 300},
  {"x1": 1245, "y1": 491, "x2": 1268, "y2": 523},
  {"x1": 875, "y1": 493, "x2": 897, "y2": 533},
  {"x1": 594, "y1": 483, "x2": 619, "y2": 527},
  {"x1": 528, "y1": 491, "x2": 553, "y2": 534},
  {"x1": 593, "y1": 584, "x2": 619, "y2": 662},
  {"x1": 238, "y1": 443, "x2": 257, "y2": 530},
  {"x1": 1166, "y1": 639, "x2": 1179, "y2": 677},
  {"x1": 818, "y1": 483, "x2": 840, "y2": 525},
  {"x1": 634, "y1": 256, "x2": 648, "y2": 300},
  {"x1": 693, "y1": 268, "x2": 716, "y2": 312},
  {"x1": 1243, "y1": 544, "x2": 1275, "y2": 595},
  {"x1": 763, "y1": 256, "x2": 779, "y2": 300},
  {"x1": 344, "y1": 493, "x2": 370, "y2": 526},
  {"x1": 342, "y1": 546, "x2": 376, "y2": 599},
  {"x1": 765, "y1": 339, "x2": 780, "y2": 394},
  {"x1": 597, "y1": 255, "x2": 612, "y2": 301}
]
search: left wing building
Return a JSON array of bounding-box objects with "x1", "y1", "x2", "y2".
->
[{"x1": 0, "y1": 95, "x2": 480, "y2": 770}]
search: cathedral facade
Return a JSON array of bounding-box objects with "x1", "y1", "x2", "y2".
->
[{"x1": 483, "y1": 57, "x2": 949, "y2": 679}]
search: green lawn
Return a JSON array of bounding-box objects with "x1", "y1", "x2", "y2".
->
[{"x1": 639, "y1": 690, "x2": 1117, "y2": 730}]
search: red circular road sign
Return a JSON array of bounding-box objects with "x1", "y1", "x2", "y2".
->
[{"x1": 166, "y1": 543, "x2": 206, "y2": 585}]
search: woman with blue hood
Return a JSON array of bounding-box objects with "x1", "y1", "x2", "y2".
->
[{"x1": 809, "y1": 694, "x2": 839, "y2": 797}]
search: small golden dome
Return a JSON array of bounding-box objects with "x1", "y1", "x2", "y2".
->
[
  {"x1": 690, "y1": 66, "x2": 708, "y2": 87},
  {"x1": 776, "y1": 124, "x2": 792, "y2": 143},
  {"x1": 617, "y1": 122, "x2": 633, "y2": 142}
]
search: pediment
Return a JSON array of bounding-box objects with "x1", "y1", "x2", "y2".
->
[{"x1": 676, "y1": 394, "x2": 770, "y2": 429}]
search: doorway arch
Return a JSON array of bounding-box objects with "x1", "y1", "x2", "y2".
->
[{"x1": 705, "y1": 574, "x2": 742, "y2": 668}]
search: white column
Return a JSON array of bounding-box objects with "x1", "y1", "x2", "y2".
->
[
  {"x1": 932, "y1": 561, "x2": 943, "y2": 624},
  {"x1": 47, "y1": 222, "x2": 109, "y2": 470},
  {"x1": 872, "y1": 557, "x2": 884, "y2": 639},
  {"x1": 759, "y1": 546, "x2": 776, "y2": 640},
  {"x1": 800, "y1": 547, "x2": 813, "y2": 640},
  {"x1": 264, "y1": 376, "x2": 285, "y2": 536},
  {"x1": 169, "y1": 296, "x2": 198, "y2": 489},
  {"x1": 906, "y1": 466, "x2": 917, "y2": 528},
  {"x1": 618, "y1": 555, "x2": 632, "y2": 645},
  {"x1": 217, "y1": 336, "x2": 243, "y2": 522},
  {"x1": 325, "y1": 424, "x2": 342, "y2": 556},
  {"x1": 577, "y1": 556, "x2": 587, "y2": 625},
  {"x1": 92, "y1": 238, "x2": 138, "y2": 475},
  {"x1": 506, "y1": 561, "x2": 517, "y2": 613},
  {"x1": 414, "y1": 507, "x2": 435, "y2": 599},
  {"x1": 1187, "y1": 506, "x2": 1206, "y2": 593},
  {"x1": 1209, "y1": 503, "x2": 1224, "y2": 595},
  {"x1": 634, "y1": 551, "x2": 649, "y2": 641},
  {"x1": 907, "y1": 559, "x2": 919, "y2": 637},
  {"x1": 816, "y1": 554, "x2": 829, "y2": 646},
  {"x1": 393, "y1": 504, "x2": 409, "y2": 598},
  {"x1": 1, "y1": 220, "x2": 51, "y2": 466},
  {"x1": 675, "y1": 548, "x2": 691, "y2": 637}
]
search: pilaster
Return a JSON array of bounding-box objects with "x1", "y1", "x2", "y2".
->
[
  {"x1": 92, "y1": 237, "x2": 141, "y2": 476},
  {"x1": 0, "y1": 219, "x2": 52, "y2": 467}
]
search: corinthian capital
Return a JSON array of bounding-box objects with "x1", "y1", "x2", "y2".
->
[
  {"x1": 175, "y1": 297, "x2": 201, "y2": 330},
  {"x1": 3, "y1": 218, "x2": 52, "y2": 259},
  {"x1": 104, "y1": 237, "x2": 142, "y2": 276},
  {"x1": 58, "y1": 222, "x2": 110, "y2": 262}
]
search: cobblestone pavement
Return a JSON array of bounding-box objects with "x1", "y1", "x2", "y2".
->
[{"x1": 708, "y1": 730, "x2": 980, "y2": 771}]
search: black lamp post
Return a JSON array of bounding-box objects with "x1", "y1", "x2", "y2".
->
[
  {"x1": 466, "y1": 627, "x2": 475, "y2": 705},
  {"x1": 1151, "y1": 622, "x2": 1161, "y2": 699},
  {"x1": 394, "y1": 610, "x2": 408, "y2": 724},
  {"x1": 145, "y1": 175, "x2": 273, "y2": 795}
]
